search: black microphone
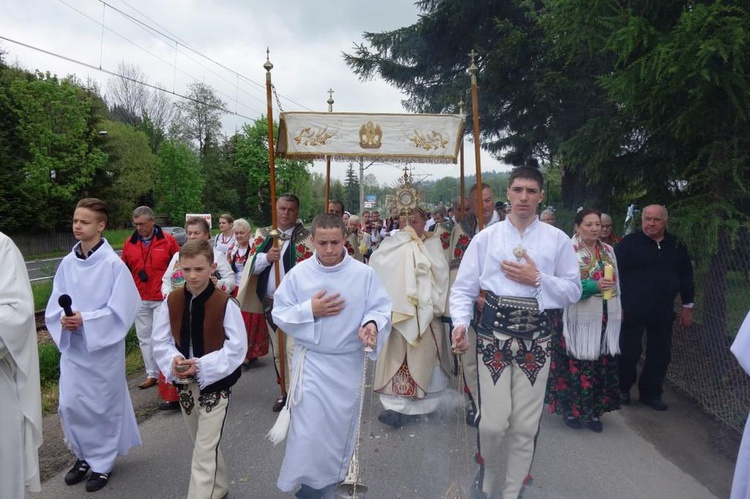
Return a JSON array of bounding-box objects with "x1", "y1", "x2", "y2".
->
[{"x1": 58, "y1": 294, "x2": 74, "y2": 317}]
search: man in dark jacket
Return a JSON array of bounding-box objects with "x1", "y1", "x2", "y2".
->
[
  {"x1": 615, "y1": 204, "x2": 694, "y2": 411},
  {"x1": 121, "y1": 206, "x2": 180, "y2": 389}
]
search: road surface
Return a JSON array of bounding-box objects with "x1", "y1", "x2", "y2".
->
[{"x1": 35, "y1": 355, "x2": 731, "y2": 499}]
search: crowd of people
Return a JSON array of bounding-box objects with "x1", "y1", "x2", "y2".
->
[{"x1": 2, "y1": 162, "x2": 714, "y2": 499}]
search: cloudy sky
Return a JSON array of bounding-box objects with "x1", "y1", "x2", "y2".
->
[{"x1": 0, "y1": 0, "x2": 508, "y2": 185}]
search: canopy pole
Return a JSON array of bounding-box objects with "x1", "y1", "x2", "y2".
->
[
  {"x1": 469, "y1": 49, "x2": 484, "y2": 231},
  {"x1": 264, "y1": 49, "x2": 286, "y2": 399}
]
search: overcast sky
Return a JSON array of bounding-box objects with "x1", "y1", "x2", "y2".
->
[{"x1": 0, "y1": 0, "x2": 509, "y2": 185}]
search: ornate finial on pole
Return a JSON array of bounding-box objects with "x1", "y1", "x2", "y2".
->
[
  {"x1": 327, "y1": 88, "x2": 334, "y2": 112},
  {"x1": 468, "y1": 49, "x2": 478, "y2": 84},
  {"x1": 264, "y1": 47, "x2": 273, "y2": 72}
]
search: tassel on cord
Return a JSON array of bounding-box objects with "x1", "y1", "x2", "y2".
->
[
  {"x1": 266, "y1": 346, "x2": 307, "y2": 446},
  {"x1": 267, "y1": 406, "x2": 291, "y2": 445}
]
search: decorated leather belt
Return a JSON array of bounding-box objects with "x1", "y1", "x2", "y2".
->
[
  {"x1": 262, "y1": 296, "x2": 277, "y2": 332},
  {"x1": 475, "y1": 291, "x2": 550, "y2": 341}
]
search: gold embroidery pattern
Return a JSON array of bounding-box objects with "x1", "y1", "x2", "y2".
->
[
  {"x1": 407, "y1": 130, "x2": 449, "y2": 151},
  {"x1": 293, "y1": 126, "x2": 336, "y2": 147},
  {"x1": 359, "y1": 121, "x2": 383, "y2": 149}
]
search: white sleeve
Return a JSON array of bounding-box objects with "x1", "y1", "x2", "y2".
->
[
  {"x1": 252, "y1": 252, "x2": 270, "y2": 274},
  {"x1": 152, "y1": 300, "x2": 182, "y2": 381},
  {"x1": 448, "y1": 235, "x2": 482, "y2": 329},
  {"x1": 215, "y1": 256, "x2": 235, "y2": 294},
  {"x1": 161, "y1": 253, "x2": 180, "y2": 299}
]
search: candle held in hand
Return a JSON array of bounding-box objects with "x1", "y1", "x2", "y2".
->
[{"x1": 603, "y1": 264, "x2": 613, "y2": 300}]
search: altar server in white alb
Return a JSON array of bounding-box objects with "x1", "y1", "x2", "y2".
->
[
  {"x1": 45, "y1": 198, "x2": 142, "y2": 493},
  {"x1": 271, "y1": 213, "x2": 392, "y2": 498},
  {"x1": 731, "y1": 310, "x2": 750, "y2": 499},
  {"x1": 0, "y1": 232, "x2": 42, "y2": 498},
  {"x1": 451, "y1": 167, "x2": 581, "y2": 499}
]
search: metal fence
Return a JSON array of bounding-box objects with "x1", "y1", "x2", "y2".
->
[
  {"x1": 10, "y1": 232, "x2": 76, "y2": 258},
  {"x1": 668, "y1": 225, "x2": 750, "y2": 434}
]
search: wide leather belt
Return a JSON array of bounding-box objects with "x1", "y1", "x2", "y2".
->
[
  {"x1": 262, "y1": 296, "x2": 277, "y2": 332},
  {"x1": 475, "y1": 291, "x2": 550, "y2": 341}
]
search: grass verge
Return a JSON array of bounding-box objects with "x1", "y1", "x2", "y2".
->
[{"x1": 38, "y1": 328, "x2": 144, "y2": 414}]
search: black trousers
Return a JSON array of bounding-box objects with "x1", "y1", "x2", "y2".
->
[{"x1": 618, "y1": 312, "x2": 675, "y2": 400}]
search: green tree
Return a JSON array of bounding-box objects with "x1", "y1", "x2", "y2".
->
[
  {"x1": 7, "y1": 71, "x2": 107, "y2": 230},
  {"x1": 94, "y1": 120, "x2": 159, "y2": 227},
  {"x1": 234, "y1": 118, "x2": 313, "y2": 226},
  {"x1": 343, "y1": 163, "x2": 360, "y2": 214},
  {"x1": 173, "y1": 82, "x2": 227, "y2": 158},
  {"x1": 155, "y1": 140, "x2": 204, "y2": 224}
]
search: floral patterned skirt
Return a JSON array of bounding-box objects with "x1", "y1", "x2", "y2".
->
[
  {"x1": 244, "y1": 311, "x2": 270, "y2": 361},
  {"x1": 545, "y1": 324, "x2": 621, "y2": 422}
]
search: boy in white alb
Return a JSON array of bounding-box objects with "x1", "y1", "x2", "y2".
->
[
  {"x1": 45, "y1": 198, "x2": 142, "y2": 493},
  {"x1": 272, "y1": 213, "x2": 392, "y2": 498}
]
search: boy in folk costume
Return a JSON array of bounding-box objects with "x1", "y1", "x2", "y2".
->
[
  {"x1": 152, "y1": 239, "x2": 247, "y2": 499},
  {"x1": 45, "y1": 198, "x2": 142, "y2": 493},
  {"x1": 271, "y1": 214, "x2": 391, "y2": 498}
]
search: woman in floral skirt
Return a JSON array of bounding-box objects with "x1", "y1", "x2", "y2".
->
[{"x1": 546, "y1": 208, "x2": 622, "y2": 432}]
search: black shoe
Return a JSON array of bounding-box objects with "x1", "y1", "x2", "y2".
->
[
  {"x1": 466, "y1": 405, "x2": 478, "y2": 427},
  {"x1": 377, "y1": 409, "x2": 403, "y2": 428},
  {"x1": 587, "y1": 419, "x2": 603, "y2": 433},
  {"x1": 64, "y1": 459, "x2": 90, "y2": 485},
  {"x1": 641, "y1": 397, "x2": 668, "y2": 411},
  {"x1": 159, "y1": 401, "x2": 181, "y2": 411},
  {"x1": 85, "y1": 472, "x2": 110, "y2": 492},
  {"x1": 273, "y1": 395, "x2": 287, "y2": 412},
  {"x1": 563, "y1": 415, "x2": 581, "y2": 429},
  {"x1": 619, "y1": 390, "x2": 631, "y2": 405}
]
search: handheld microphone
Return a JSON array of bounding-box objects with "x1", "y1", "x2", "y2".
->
[{"x1": 58, "y1": 294, "x2": 74, "y2": 317}]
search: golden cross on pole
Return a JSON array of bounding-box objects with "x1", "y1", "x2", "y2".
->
[{"x1": 327, "y1": 88, "x2": 335, "y2": 109}]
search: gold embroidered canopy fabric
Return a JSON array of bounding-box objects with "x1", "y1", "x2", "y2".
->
[{"x1": 276, "y1": 112, "x2": 465, "y2": 164}]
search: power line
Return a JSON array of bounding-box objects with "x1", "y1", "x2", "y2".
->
[
  {"x1": 102, "y1": 0, "x2": 315, "y2": 112},
  {"x1": 56, "y1": 0, "x2": 265, "y2": 116},
  {"x1": 0, "y1": 35, "x2": 260, "y2": 122}
]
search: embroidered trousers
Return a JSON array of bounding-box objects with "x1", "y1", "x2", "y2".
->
[
  {"x1": 178, "y1": 382, "x2": 231, "y2": 499},
  {"x1": 475, "y1": 334, "x2": 551, "y2": 499}
]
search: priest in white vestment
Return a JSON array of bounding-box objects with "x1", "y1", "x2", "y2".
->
[
  {"x1": 45, "y1": 198, "x2": 142, "y2": 492},
  {"x1": 369, "y1": 208, "x2": 451, "y2": 428},
  {"x1": 0, "y1": 232, "x2": 43, "y2": 498},
  {"x1": 731, "y1": 310, "x2": 750, "y2": 499},
  {"x1": 272, "y1": 214, "x2": 392, "y2": 498}
]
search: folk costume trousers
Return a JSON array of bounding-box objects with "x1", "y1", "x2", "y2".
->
[
  {"x1": 178, "y1": 381, "x2": 231, "y2": 499},
  {"x1": 475, "y1": 333, "x2": 551, "y2": 499}
]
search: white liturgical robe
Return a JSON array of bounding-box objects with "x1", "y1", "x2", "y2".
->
[
  {"x1": 0, "y1": 233, "x2": 42, "y2": 497},
  {"x1": 45, "y1": 239, "x2": 142, "y2": 473},
  {"x1": 731, "y1": 310, "x2": 750, "y2": 499},
  {"x1": 272, "y1": 251, "x2": 392, "y2": 492}
]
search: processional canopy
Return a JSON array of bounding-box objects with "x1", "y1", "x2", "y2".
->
[{"x1": 276, "y1": 112, "x2": 464, "y2": 164}]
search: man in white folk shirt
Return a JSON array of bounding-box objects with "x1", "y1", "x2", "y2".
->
[
  {"x1": 451, "y1": 167, "x2": 581, "y2": 499},
  {"x1": 0, "y1": 232, "x2": 43, "y2": 498},
  {"x1": 237, "y1": 193, "x2": 315, "y2": 411}
]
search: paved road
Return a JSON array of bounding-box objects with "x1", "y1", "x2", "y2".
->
[
  {"x1": 27, "y1": 251, "x2": 123, "y2": 282},
  {"x1": 26, "y1": 256, "x2": 64, "y2": 282},
  {"x1": 35, "y1": 354, "x2": 731, "y2": 499}
]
